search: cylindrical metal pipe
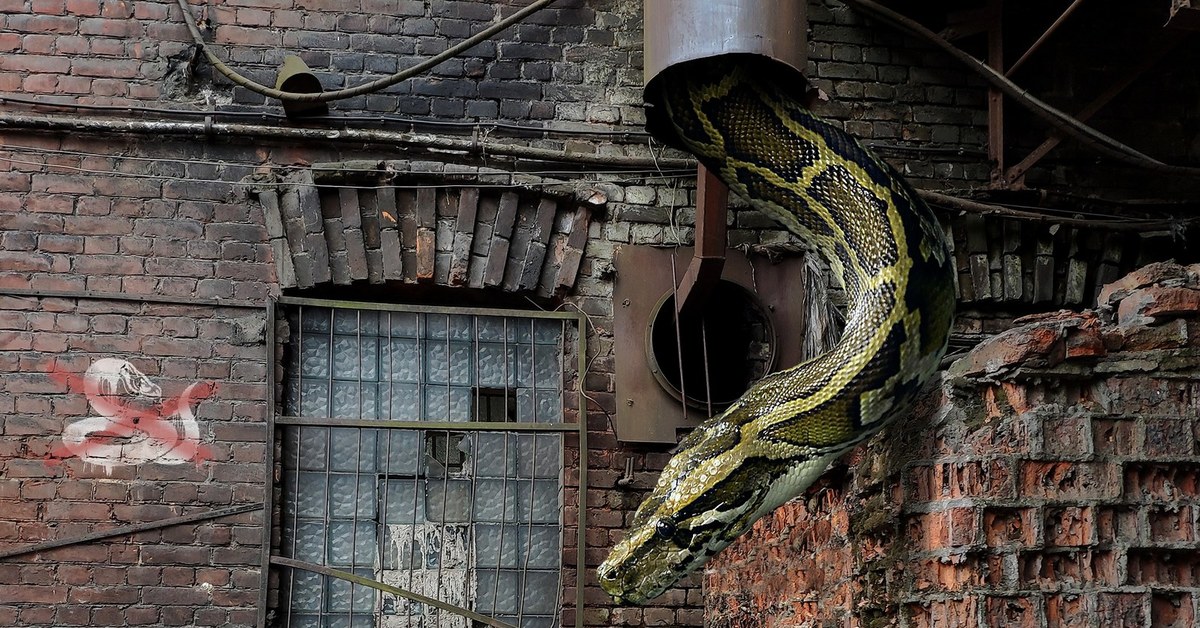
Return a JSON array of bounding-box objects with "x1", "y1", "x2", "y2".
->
[
  {"x1": 643, "y1": 0, "x2": 808, "y2": 142},
  {"x1": 644, "y1": 0, "x2": 808, "y2": 86}
]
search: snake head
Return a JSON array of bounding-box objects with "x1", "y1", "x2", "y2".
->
[
  {"x1": 597, "y1": 419, "x2": 783, "y2": 604},
  {"x1": 597, "y1": 488, "x2": 747, "y2": 605}
]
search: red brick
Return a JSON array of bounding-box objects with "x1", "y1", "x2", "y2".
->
[
  {"x1": 0, "y1": 585, "x2": 67, "y2": 603},
  {"x1": 55, "y1": 605, "x2": 93, "y2": 626},
  {"x1": 1, "y1": 52, "x2": 73, "y2": 74},
  {"x1": 1018, "y1": 461, "x2": 1119, "y2": 500},
  {"x1": 983, "y1": 507, "x2": 1037, "y2": 547},
  {"x1": 45, "y1": 501, "x2": 112, "y2": 521},
  {"x1": 18, "y1": 606, "x2": 56, "y2": 624},
  {"x1": 906, "y1": 596, "x2": 978, "y2": 627},
  {"x1": 1148, "y1": 506, "x2": 1195, "y2": 542},
  {"x1": 986, "y1": 596, "x2": 1041, "y2": 628},
  {"x1": 946, "y1": 507, "x2": 978, "y2": 547},
  {"x1": 911, "y1": 556, "x2": 985, "y2": 592},
  {"x1": 1042, "y1": 414, "x2": 1093, "y2": 458},
  {"x1": 1144, "y1": 418, "x2": 1194, "y2": 457},
  {"x1": 1117, "y1": 318, "x2": 1190, "y2": 351},
  {"x1": 77, "y1": 17, "x2": 143, "y2": 37},
  {"x1": 63, "y1": 215, "x2": 132, "y2": 236},
  {"x1": 1097, "y1": 592, "x2": 1147, "y2": 626},
  {"x1": 141, "y1": 545, "x2": 210, "y2": 565},
  {"x1": 1104, "y1": 377, "x2": 1193, "y2": 417},
  {"x1": 908, "y1": 460, "x2": 1015, "y2": 501},
  {"x1": 214, "y1": 24, "x2": 282, "y2": 46},
  {"x1": 1124, "y1": 462, "x2": 1200, "y2": 501},
  {"x1": 196, "y1": 567, "x2": 231, "y2": 587},
  {"x1": 68, "y1": 586, "x2": 139, "y2": 604},
  {"x1": 902, "y1": 511, "x2": 950, "y2": 549},
  {"x1": 21, "y1": 74, "x2": 60, "y2": 93},
  {"x1": 1117, "y1": 286, "x2": 1200, "y2": 326},
  {"x1": 64, "y1": 0, "x2": 100, "y2": 14},
  {"x1": 125, "y1": 606, "x2": 160, "y2": 625},
  {"x1": 1020, "y1": 550, "x2": 1115, "y2": 587},
  {"x1": 1152, "y1": 592, "x2": 1195, "y2": 628},
  {"x1": 161, "y1": 606, "x2": 197, "y2": 626},
  {"x1": 1092, "y1": 418, "x2": 1137, "y2": 456},
  {"x1": 6, "y1": 14, "x2": 77, "y2": 33},
  {"x1": 1044, "y1": 506, "x2": 1095, "y2": 547},
  {"x1": 162, "y1": 566, "x2": 196, "y2": 586},
  {"x1": 90, "y1": 607, "x2": 125, "y2": 626},
  {"x1": 44, "y1": 543, "x2": 110, "y2": 563},
  {"x1": 1098, "y1": 261, "x2": 1189, "y2": 306},
  {"x1": 1044, "y1": 593, "x2": 1090, "y2": 628}
]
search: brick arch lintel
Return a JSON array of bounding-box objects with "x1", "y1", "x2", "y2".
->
[{"x1": 249, "y1": 163, "x2": 607, "y2": 298}]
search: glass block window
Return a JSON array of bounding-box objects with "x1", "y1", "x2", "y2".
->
[
  {"x1": 286, "y1": 308, "x2": 566, "y2": 424},
  {"x1": 277, "y1": 304, "x2": 575, "y2": 628}
]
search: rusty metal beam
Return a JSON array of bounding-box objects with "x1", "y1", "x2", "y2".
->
[
  {"x1": 676, "y1": 165, "x2": 729, "y2": 317},
  {"x1": 987, "y1": 0, "x2": 1006, "y2": 186},
  {"x1": 272, "y1": 556, "x2": 517, "y2": 628},
  {"x1": 0, "y1": 503, "x2": 262, "y2": 561},
  {"x1": 1006, "y1": 0, "x2": 1088, "y2": 76},
  {"x1": 1003, "y1": 33, "x2": 1182, "y2": 185}
]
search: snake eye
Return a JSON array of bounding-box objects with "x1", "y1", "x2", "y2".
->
[{"x1": 654, "y1": 519, "x2": 677, "y2": 540}]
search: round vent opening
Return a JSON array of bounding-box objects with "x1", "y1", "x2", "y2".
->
[{"x1": 646, "y1": 280, "x2": 777, "y2": 412}]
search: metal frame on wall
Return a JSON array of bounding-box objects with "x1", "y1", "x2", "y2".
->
[{"x1": 262, "y1": 295, "x2": 588, "y2": 628}]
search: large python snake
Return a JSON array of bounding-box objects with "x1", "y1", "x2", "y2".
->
[{"x1": 598, "y1": 55, "x2": 956, "y2": 604}]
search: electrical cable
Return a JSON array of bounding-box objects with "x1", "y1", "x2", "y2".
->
[
  {"x1": 173, "y1": 0, "x2": 561, "y2": 104},
  {"x1": 0, "y1": 94, "x2": 651, "y2": 139}
]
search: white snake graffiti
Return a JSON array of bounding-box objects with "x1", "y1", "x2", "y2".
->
[{"x1": 56, "y1": 358, "x2": 212, "y2": 471}]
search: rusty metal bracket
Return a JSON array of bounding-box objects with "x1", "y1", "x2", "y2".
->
[
  {"x1": 0, "y1": 502, "x2": 263, "y2": 561},
  {"x1": 1006, "y1": 0, "x2": 1088, "y2": 76},
  {"x1": 1003, "y1": 32, "x2": 1183, "y2": 186},
  {"x1": 613, "y1": 246, "x2": 809, "y2": 443},
  {"x1": 271, "y1": 556, "x2": 516, "y2": 628},
  {"x1": 676, "y1": 165, "x2": 730, "y2": 317},
  {"x1": 986, "y1": 0, "x2": 1006, "y2": 186}
]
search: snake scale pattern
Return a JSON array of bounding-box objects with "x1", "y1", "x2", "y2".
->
[{"x1": 598, "y1": 56, "x2": 957, "y2": 604}]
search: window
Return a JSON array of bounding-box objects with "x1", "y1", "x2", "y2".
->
[{"x1": 272, "y1": 300, "x2": 582, "y2": 628}]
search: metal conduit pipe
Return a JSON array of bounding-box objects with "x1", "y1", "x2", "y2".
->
[
  {"x1": 642, "y1": 0, "x2": 808, "y2": 145},
  {"x1": 0, "y1": 111, "x2": 695, "y2": 170}
]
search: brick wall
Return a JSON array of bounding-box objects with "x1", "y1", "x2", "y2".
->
[
  {"x1": 0, "y1": 140, "x2": 274, "y2": 625},
  {"x1": 704, "y1": 262, "x2": 1200, "y2": 627},
  {"x1": 0, "y1": 0, "x2": 1008, "y2": 626}
]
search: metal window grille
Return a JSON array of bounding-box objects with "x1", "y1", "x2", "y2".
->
[{"x1": 271, "y1": 297, "x2": 585, "y2": 628}]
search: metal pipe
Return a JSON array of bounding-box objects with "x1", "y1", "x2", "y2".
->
[
  {"x1": 1006, "y1": 0, "x2": 1088, "y2": 76},
  {"x1": 0, "y1": 112, "x2": 696, "y2": 170},
  {"x1": 0, "y1": 286, "x2": 262, "y2": 309},
  {"x1": 643, "y1": 0, "x2": 808, "y2": 87},
  {"x1": 0, "y1": 503, "x2": 262, "y2": 560},
  {"x1": 256, "y1": 298, "x2": 277, "y2": 628},
  {"x1": 271, "y1": 556, "x2": 517, "y2": 628},
  {"x1": 643, "y1": 0, "x2": 808, "y2": 146}
]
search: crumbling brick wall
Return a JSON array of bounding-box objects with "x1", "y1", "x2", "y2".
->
[{"x1": 704, "y1": 262, "x2": 1200, "y2": 627}]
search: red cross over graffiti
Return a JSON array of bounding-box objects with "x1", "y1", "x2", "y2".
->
[{"x1": 46, "y1": 359, "x2": 216, "y2": 469}]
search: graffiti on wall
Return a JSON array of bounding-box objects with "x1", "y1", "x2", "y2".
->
[{"x1": 48, "y1": 358, "x2": 216, "y2": 471}]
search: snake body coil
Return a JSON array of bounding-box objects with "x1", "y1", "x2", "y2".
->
[{"x1": 598, "y1": 57, "x2": 956, "y2": 604}]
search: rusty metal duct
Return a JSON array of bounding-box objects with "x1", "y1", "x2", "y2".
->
[
  {"x1": 643, "y1": 0, "x2": 808, "y2": 142},
  {"x1": 642, "y1": 0, "x2": 809, "y2": 317}
]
